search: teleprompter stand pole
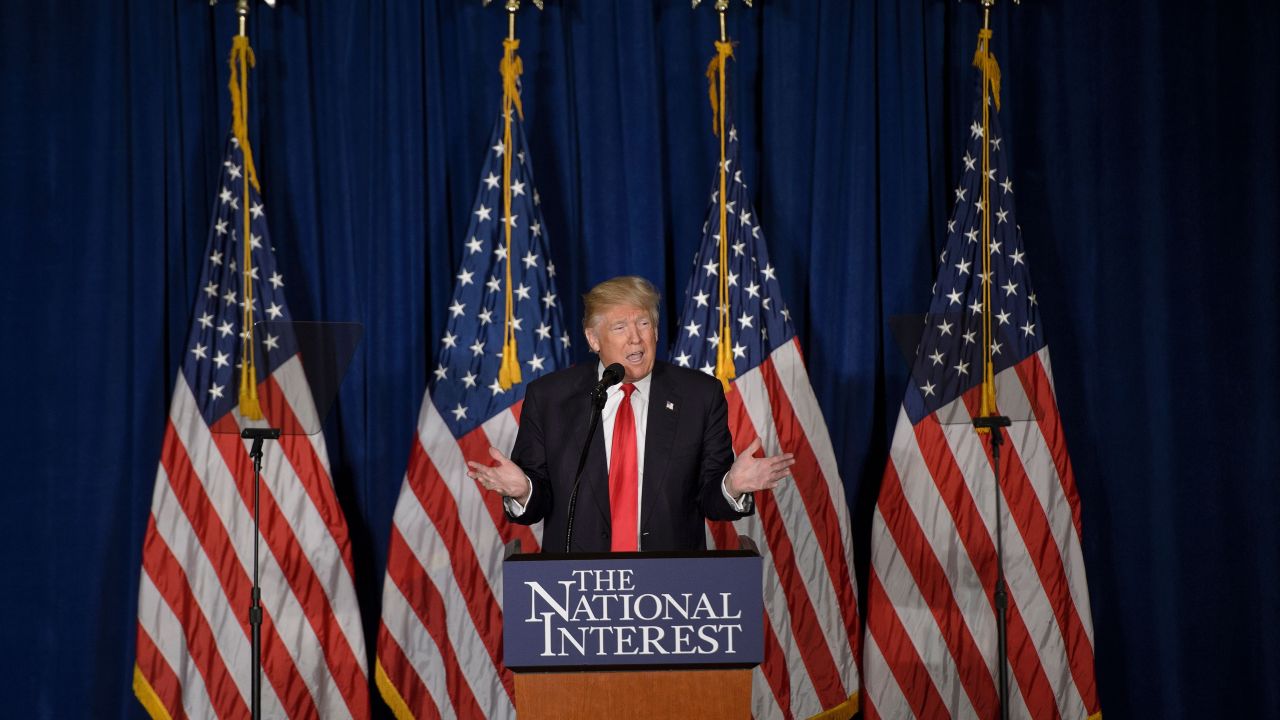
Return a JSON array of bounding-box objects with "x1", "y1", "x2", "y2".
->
[
  {"x1": 972, "y1": 414, "x2": 1012, "y2": 720},
  {"x1": 242, "y1": 426, "x2": 281, "y2": 720}
]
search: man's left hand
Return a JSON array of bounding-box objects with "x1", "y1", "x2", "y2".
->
[{"x1": 725, "y1": 438, "x2": 796, "y2": 499}]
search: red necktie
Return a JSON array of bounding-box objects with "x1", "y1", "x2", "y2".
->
[{"x1": 609, "y1": 383, "x2": 639, "y2": 551}]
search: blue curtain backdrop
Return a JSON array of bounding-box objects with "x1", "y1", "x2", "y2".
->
[{"x1": 2, "y1": 0, "x2": 1278, "y2": 717}]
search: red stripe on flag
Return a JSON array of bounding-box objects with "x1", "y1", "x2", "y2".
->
[
  {"x1": 456, "y1": 426, "x2": 541, "y2": 553},
  {"x1": 706, "y1": 519, "x2": 739, "y2": 550},
  {"x1": 725, "y1": 388, "x2": 846, "y2": 709},
  {"x1": 209, "y1": 430, "x2": 364, "y2": 718},
  {"x1": 757, "y1": 358, "x2": 861, "y2": 643},
  {"x1": 1017, "y1": 357, "x2": 1099, "y2": 714},
  {"x1": 508, "y1": 399, "x2": 523, "y2": 425},
  {"x1": 878, "y1": 457, "x2": 998, "y2": 714},
  {"x1": 141, "y1": 515, "x2": 250, "y2": 720},
  {"x1": 865, "y1": 568, "x2": 947, "y2": 720},
  {"x1": 957, "y1": 393, "x2": 1095, "y2": 713},
  {"x1": 755, "y1": 491, "x2": 848, "y2": 708},
  {"x1": 704, "y1": 518, "x2": 791, "y2": 717},
  {"x1": 134, "y1": 623, "x2": 190, "y2": 720},
  {"x1": 158, "y1": 423, "x2": 321, "y2": 719},
  {"x1": 376, "y1": 623, "x2": 443, "y2": 720},
  {"x1": 996, "y1": 448, "x2": 1094, "y2": 714},
  {"x1": 384, "y1": 526, "x2": 485, "y2": 719},
  {"x1": 913, "y1": 413, "x2": 1059, "y2": 717},
  {"x1": 760, "y1": 610, "x2": 795, "y2": 720},
  {"x1": 261, "y1": 373, "x2": 359, "y2": 581},
  {"x1": 404, "y1": 438, "x2": 515, "y2": 702},
  {"x1": 722, "y1": 390, "x2": 792, "y2": 714},
  {"x1": 1014, "y1": 354, "x2": 1084, "y2": 538},
  {"x1": 862, "y1": 694, "x2": 880, "y2": 720}
]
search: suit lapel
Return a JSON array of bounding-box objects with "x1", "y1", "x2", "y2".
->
[
  {"x1": 641, "y1": 363, "x2": 679, "y2": 533},
  {"x1": 568, "y1": 365, "x2": 611, "y2": 526}
]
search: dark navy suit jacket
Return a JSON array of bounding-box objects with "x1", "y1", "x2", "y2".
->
[{"x1": 507, "y1": 361, "x2": 753, "y2": 552}]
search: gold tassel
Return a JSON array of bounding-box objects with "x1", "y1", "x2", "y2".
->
[
  {"x1": 704, "y1": 41, "x2": 734, "y2": 137},
  {"x1": 707, "y1": 40, "x2": 736, "y2": 391},
  {"x1": 497, "y1": 37, "x2": 524, "y2": 389},
  {"x1": 230, "y1": 35, "x2": 263, "y2": 419},
  {"x1": 971, "y1": 28, "x2": 1002, "y2": 112}
]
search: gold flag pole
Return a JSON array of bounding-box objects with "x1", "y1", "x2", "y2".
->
[
  {"x1": 484, "y1": 0, "x2": 543, "y2": 389},
  {"x1": 694, "y1": 0, "x2": 751, "y2": 391},
  {"x1": 973, "y1": 0, "x2": 1019, "y2": 423},
  {"x1": 966, "y1": 4, "x2": 1020, "y2": 720}
]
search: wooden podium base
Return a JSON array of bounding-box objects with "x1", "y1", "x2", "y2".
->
[{"x1": 514, "y1": 668, "x2": 751, "y2": 719}]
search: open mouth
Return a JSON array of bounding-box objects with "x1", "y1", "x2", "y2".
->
[{"x1": 625, "y1": 351, "x2": 645, "y2": 364}]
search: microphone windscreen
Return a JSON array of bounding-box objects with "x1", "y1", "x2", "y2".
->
[{"x1": 602, "y1": 363, "x2": 625, "y2": 386}]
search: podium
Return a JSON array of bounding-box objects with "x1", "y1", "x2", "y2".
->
[{"x1": 503, "y1": 547, "x2": 763, "y2": 719}]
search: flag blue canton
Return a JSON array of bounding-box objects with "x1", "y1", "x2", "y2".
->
[
  {"x1": 670, "y1": 123, "x2": 796, "y2": 375},
  {"x1": 430, "y1": 113, "x2": 571, "y2": 437},
  {"x1": 181, "y1": 136, "x2": 296, "y2": 425},
  {"x1": 904, "y1": 84, "x2": 1046, "y2": 424}
]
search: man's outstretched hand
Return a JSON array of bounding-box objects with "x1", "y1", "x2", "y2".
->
[
  {"x1": 466, "y1": 447, "x2": 530, "y2": 504},
  {"x1": 724, "y1": 438, "x2": 796, "y2": 500}
]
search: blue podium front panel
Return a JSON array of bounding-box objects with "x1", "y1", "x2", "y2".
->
[{"x1": 502, "y1": 552, "x2": 763, "y2": 671}]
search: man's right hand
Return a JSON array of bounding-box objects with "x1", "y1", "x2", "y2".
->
[{"x1": 466, "y1": 446, "x2": 531, "y2": 505}]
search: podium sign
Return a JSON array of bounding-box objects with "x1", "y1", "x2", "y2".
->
[{"x1": 503, "y1": 551, "x2": 763, "y2": 671}]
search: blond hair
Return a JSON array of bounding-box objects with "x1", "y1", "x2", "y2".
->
[{"x1": 582, "y1": 276, "x2": 661, "y2": 329}]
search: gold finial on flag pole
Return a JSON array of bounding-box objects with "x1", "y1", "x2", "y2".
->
[{"x1": 482, "y1": 0, "x2": 545, "y2": 14}]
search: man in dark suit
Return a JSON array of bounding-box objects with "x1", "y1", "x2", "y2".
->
[{"x1": 466, "y1": 275, "x2": 794, "y2": 552}]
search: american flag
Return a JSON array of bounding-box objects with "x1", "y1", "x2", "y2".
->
[
  {"x1": 133, "y1": 135, "x2": 370, "y2": 719},
  {"x1": 375, "y1": 110, "x2": 570, "y2": 719},
  {"x1": 670, "y1": 122, "x2": 861, "y2": 719},
  {"x1": 860, "y1": 72, "x2": 1101, "y2": 717}
]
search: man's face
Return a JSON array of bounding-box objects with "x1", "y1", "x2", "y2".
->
[{"x1": 585, "y1": 303, "x2": 657, "y2": 382}]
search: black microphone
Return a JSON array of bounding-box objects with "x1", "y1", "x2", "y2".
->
[
  {"x1": 566, "y1": 363, "x2": 625, "y2": 552},
  {"x1": 590, "y1": 362, "x2": 625, "y2": 408}
]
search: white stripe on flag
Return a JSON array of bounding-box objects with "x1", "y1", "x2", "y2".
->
[
  {"x1": 733, "y1": 510, "x2": 820, "y2": 718},
  {"x1": 137, "y1": 567, "x2": 217, "y2": 720},
  {"x1": 887, "y1": 407, "x2": 998, "y2": 678},
  {"x1": 861, "y1": 614, "x2": 914, "y2": 720},
  {"x1": 417, "y1": 395, "x2": 504, "y2": 596},
  {"x1": 734, "y1": 365, "x2": 855, "y2": 697},
  {"x1": 170, "y1": 380, "x2": 341, "y2": 716},
  {"x1": 871, "y1": 499, "x2": 981, "y2": 718},
  {"x1": 940, "y1": 410, "x2": 1088, "y2": 717},
  {"x1": 770, "y1": 340, "x2": 856, "y2": 562},
  {"x1": 147, "y1": 458, "x2": 285, "y2": 716},
  {"x1": 251, "y1": 438, "x2": 356, "y2": 719},
  {"x1": 395, "y1": 477, "x2": 514, "y2": 718},
  {"x1": 378, "y1": 575, "x2": 457, "y2": 719}
]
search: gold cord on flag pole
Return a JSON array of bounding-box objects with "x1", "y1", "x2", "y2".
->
[
  {"x1": 496, "y1": 7, "x2": 525, "y2": 389},
  {"x1": 230, "y1": 3, "x2": 264, "y2": 420},
  {"x1": 706, "y1": 24, "x2": 735, "y2": 391},
  {"x1": 695, "y1": 0, "x2": 752, "y2": 392},
  {"x1": 974, "y1": 8, "x2": 1002, "y2": 425}
]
